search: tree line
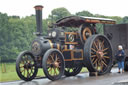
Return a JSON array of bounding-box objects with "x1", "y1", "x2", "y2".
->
[{"x1": 0, "y1": 7, "x2": 128, "y2": 62}]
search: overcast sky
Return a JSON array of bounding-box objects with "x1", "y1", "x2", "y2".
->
[{"x1": 0, "y1": 0, "x2": 128, "y2": 19}]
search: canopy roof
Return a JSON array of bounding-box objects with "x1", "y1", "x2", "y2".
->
[{"x1": 56, "y1": 16, "x2": 116, "y2": 27}]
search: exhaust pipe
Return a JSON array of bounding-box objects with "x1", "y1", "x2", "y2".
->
[{"x1": 34, "y1": 5, "x2": 43, "y2": 36}]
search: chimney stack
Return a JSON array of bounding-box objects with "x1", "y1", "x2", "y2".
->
[{"x1": 34, "y1": 5, "x2": 43, "y2": 36}]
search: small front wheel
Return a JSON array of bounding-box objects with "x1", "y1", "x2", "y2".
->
[
  {"x1": 42, "y1": 49, "x2": 65, "y2": 81},
  {"x1": 16, "y1": 51, "x2": 38, "y2": 81}
]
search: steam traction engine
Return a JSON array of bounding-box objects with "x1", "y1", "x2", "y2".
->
[{"x1": 16, "y1": 5, "x2": 116, "y2": 81}]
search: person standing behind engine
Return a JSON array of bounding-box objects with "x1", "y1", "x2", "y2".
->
[{"x1": 115, "y1": 45, "x2": 125, "y2": 73}]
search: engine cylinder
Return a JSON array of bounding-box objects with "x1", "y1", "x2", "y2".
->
[
  {"x1": 31, "y1": 37, "x2": 51, "y2": 56},
  {"x1": 31, "y1": 37, "x2": 60, "y2": 56}
]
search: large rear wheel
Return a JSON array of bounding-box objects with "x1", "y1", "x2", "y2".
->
[{"x1": 83, "y1": 34, "x2": 113, "y2": 75}]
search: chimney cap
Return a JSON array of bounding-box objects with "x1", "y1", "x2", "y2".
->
[{"x1": 34, "y1": 5, "x2": 44, "y2": 10}]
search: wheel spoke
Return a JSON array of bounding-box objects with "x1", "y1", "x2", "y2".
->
[
  {"x1": 91, "y1": 52, "x2": 95, "y2": 54},
  {"x1": 57, "y1": 59, "x2": 61, "y2": 64},
  {"x1": 97, "y1": 39, "x2": 101, "y2": 50},
  {"x1": 100, "y1": 61, "x2": 103, "y2": 71},
  {"x1": 48, "y1": 67, "x2": 52, "y2": 73},
  {"x1": 30, "y1": 67, "x2": 34, "y2": 75},
  {"x1": 93, "y1": 41, "x2": 99, "y2": 50},
  {"x1": 27, "y1": 69, "x2": 29, "y2": 78},
  {"x1": 58, "y1": 65, "x2": 61, "y2": 68},
  {"x1": 57, "y1": 67, "x2": 60, "y2": 72},
  {"x1": 50, "y1": 55, "x2": 55, "y2": 62},
  {"x1": 24, "y1": 68, "x2": 25, "y2": 76},
  {"x1": 47, "y1": 58, "x2": 52, "y2": 64},
  {"x1": 47, "y1": 64, "x2": 51, "y2": 69},
  {"x1": 103, "y1": 56, "x2": 110, "y2": 59},
  {"x1": 93, "y1": 58, "x2": 98, "y2": 64},
  {"x1": 50, "y1": 68, "x2": 53, "y2": 75},
  {"x1": 96, "y1": 62, "x2": 98, "y2": 70},
  {"x1": 101, "y1": 40, "x2": 104, "y2": 50},
  {"x1": 97, "y1": 59, "x2": 100, "y2": 70},
  {"x1": 91, "y1": 48, "x2": 97, "y2": 52},
  {"x1": 99, "y1": 59, "x2": 103, "y2": 71},
  {"x1": 102, "y1": 57, "x2": 107, "y2": 63},
  {"x1": 91, "y1": 55, "x2": 97, "y2": 57},
  {"x1": 55, "y1": 54, "x2": 58, "y2": 61},
  {"x1": 103, "y1": 52, "x2": 108, "y2": 55},
  {"x1": 54, "y1": 68, "x2": 57, "y2": 75},
  {"x1": 101, "y1": 61, "x2": 107, "y2": 67},
  {"x1": 103, "y1": 48, "x2": 109, "y2": 52},
  {"x1": 91, "y1": 57, "x2": 95, "y2": 63}
]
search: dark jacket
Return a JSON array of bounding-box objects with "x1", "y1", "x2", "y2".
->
[{"x1": 115, "y1": 50, "x2": 125, "y2": 62}]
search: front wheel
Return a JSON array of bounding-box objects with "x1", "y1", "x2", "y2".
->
[
  {"x1": 42, "y1": 49, "x2": 65, "y2": 81},
  {"x1": 16, "y1": 51, "x2": 38, "y2": 81}
]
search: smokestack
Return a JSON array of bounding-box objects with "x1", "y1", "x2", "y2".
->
[{"x1": 34, "y1": 5, "x2": 43, "y2": 36}]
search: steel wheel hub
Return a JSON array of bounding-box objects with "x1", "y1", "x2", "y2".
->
[
  {"x1": 97, "y1": 50, "x2": 104, "y2": 58},
  {"x1": 54, "y1": 62, "x2": 59, "y2": 67}
]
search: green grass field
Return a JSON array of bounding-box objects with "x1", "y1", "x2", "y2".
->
[
  {"x1": 0, "y1": 63, "x2": 88, "y2": 82},
  {"x1": 0, "y1": 63, "x2": 20, "y2": 82},
  {"x1": 0, "y1": 63, "x2": 45, "y2": 82}
]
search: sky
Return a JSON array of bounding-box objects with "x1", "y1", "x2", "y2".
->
[{"x1": 0, "y1": 0, "x2": 128, "y2": 19}]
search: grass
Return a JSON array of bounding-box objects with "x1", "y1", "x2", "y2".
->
[
  {"x1": 0, "y1": 63, "x2": 88, "y2": 82},
  {"x1": 0, "y1": 63, "x2": 20, "y2": 82},
  {"x1": 0, "y1": 63, "x2": 45, "y2": 82}
]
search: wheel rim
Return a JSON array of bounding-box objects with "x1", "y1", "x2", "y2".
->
[
  {"x1": 19, "y1": 54, "x2": 36, "y2": 78},
  {"x1": 90, "y1": 36, "x2": 112, "y2": 73},
  {"x1": 46, "y1": 52, "x2": 63, "y2": 77}
]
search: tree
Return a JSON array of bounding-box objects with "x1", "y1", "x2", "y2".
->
[
  {"x1": 48, "y1": 7, "x2": 71, "y2": 23},
  {"x1": 122, "y1": 16, "x2": 128, "y2": 23},
  {"x1": 76, "y1": 11, "x2": 93, "y2": 17},
  {"x1": 110, "y1": 16, "x2": 123, "y2": 24},
  {"x1": 0, "y1": 13, "x2": 9, "y2": 62}
]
